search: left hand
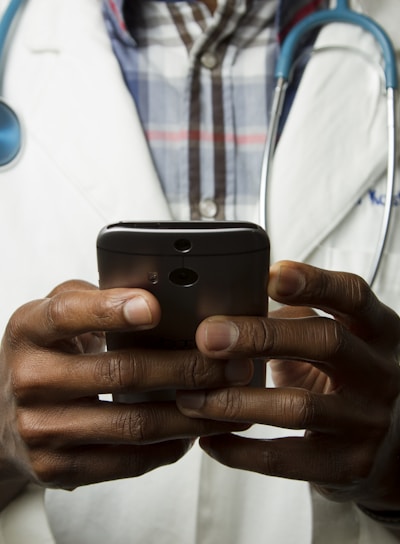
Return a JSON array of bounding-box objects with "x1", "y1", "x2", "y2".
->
[{"x1": 176, "y1": 261, "x2": 400, "y2": 512}]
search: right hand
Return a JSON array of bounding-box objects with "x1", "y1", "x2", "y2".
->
[{"x1": 0, "y1": 280, "x2": 252, "y2": 502}]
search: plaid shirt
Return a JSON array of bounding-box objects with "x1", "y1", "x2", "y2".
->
[{"x1": 103, "y1": 0, "x2": 326, "y2": 221}]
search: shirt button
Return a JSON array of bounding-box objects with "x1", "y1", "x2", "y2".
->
[
  {"x1": 199, "y1": 199, "x2": 218, "y2": 218},
  {"x1": 200, "y1": 51, "x2": 218, "y2": 70}
]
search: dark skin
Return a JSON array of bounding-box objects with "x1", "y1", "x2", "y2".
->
[
  {"x1": 1, "y1": 261, "x2": 400, "y2": 536},
  {"x1": 176, "y1": 261, "x2": 400, "y2": 530},
  {"x1": 0, "y1": 0, "x2": 396, "y2": 534},
  {"x1": 0, "y1": 281, "x2": 252, "y2": 509}
]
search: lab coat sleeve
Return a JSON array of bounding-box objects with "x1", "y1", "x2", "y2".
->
[
  {"x1": 311, "y1": 487, "x2": 400, "y2": 544},
  {"x1": 358, "y1": 511, "x2": 400, "y2": 544},
  {"x1": 0, "y1": 485, "x2": 55, "y2": 544}
]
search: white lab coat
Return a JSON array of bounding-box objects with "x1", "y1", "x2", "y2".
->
[{"x1": 0, "y1": 0, "x2": 400, "y2": 542}]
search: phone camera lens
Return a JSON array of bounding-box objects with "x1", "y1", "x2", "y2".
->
[
  {"x1": 169, "y1": 268, "x2": 198, "y2": 287},
  {"x1": 174, "y1": 238, "x2": 192, "y2": 253}
]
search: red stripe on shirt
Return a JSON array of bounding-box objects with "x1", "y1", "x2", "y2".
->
[
  {"x1": 146, "y1": 129, "x2": 267, "y2": 145},
  {"x1": 108, "y1": 0, "x2": 127, "y2": 32},
  {"x1": 279, "y1": 0, "x2": 325, "y2": 42}
]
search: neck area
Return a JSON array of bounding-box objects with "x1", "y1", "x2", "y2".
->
[{"x1": 199, "y1": 0, "x2": 217, "y2": 13}]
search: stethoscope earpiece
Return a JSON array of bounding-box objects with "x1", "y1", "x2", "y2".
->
[{"x1": 0, "y1": 99, "x2": 21, "y2": 167}]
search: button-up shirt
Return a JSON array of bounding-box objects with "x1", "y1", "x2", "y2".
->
[{"x1": 103, "y1": 0, "x2": 326, "y2": 220}]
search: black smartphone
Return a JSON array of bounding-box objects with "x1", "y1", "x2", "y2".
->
[{"x1": 97, "y1": 221, "x2": 270, "y2": 401}]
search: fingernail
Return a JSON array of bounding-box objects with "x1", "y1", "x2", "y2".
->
[
  {"x1": 177, "y1": 392, "x2": 205, "y2": 412},
  {"x1": 123, "y1": 296, "x2": 153, "y2": 325},
  {"x1": 225, "y1": 359, "x2": 252, "y2": 384},
  {"x1": 274, "y1": 265, "x2": 305, "y2": 297},
  {"x1": 205, "y1": 320, "x2": 239, "y2": 351}
]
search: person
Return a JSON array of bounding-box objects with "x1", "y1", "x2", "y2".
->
[{"x1": 1, "y1": 0, "x2": 400, "y2": 542}]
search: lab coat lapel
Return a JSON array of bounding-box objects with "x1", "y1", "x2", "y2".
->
[
  {"x1": 268, "y1": 22, "x2": 389, "y2": 264},
  {"x1": 4, "y1": 0, "x2": 171, "y2": 222}
]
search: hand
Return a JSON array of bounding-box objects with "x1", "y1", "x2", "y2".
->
[
  {"x1": 0, "y1": 280, "x2": 252, "y2": 507},
  {"x1": 177, "y1": 261, "x2": 400, "y2": 513}
]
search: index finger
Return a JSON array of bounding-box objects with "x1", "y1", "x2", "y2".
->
[
  {"x1": 268, "y1": 261, "x2": 400, "y2": 345},
  {"x1": 9, "y1": 288, "x2": 161, "y2": 346}
]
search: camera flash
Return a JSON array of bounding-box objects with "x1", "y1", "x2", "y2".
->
[{"x1": 148, "y1": 272, "x2": 159, "y2": 284}]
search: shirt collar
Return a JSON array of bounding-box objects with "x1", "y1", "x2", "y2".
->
[
  {"x1": 103, "y1": 0, "x2": 326, "y2": 47},
  {"x1": 103, "y1": 0, "x2": 281, "y2": 40},
  {"x1": 103, "y1": 0, "x2": 133, "y2": 45},
  {"x1": 277, "y1": 0, "x2": 326, "y2": 42}
]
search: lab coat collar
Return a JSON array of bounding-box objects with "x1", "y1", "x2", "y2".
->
[
  {"x1": 3, "y1": 0, "x2": 396, "y2": 260},
  {"x1": 4, "y1": 0, "x2": 171, "y2": 223},
  {"x1": 268, "y1": 21, "x2": 391, "y2": 263}
]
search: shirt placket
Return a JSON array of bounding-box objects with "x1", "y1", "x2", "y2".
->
[{"x1": 185, "y1": 0, "x2": 247, "y2": 220}]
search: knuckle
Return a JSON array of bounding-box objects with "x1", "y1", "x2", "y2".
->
[
  {"x1": 45, "y1": 294, "x2": 70, "y2": 334},
  {"x1": 95, "y1": 352, "x2": 142, "y2": 390},
  {"x1": 45, "y1": 290, "x2": 119, "y2": 334},
  {"x1": 120, "y1": 453, "x2": 148, "y2": 478},
  {"x1": 12, "y1": 360, "x2": 42, "y2": 404},
  {"x1": 17, "y1": 408, "x2": 41, "y2": 445},
  {"x1": 290, "y1": 391, "x2": 316, "y2": 429},
  {"x1": 345, "y1": 274, "x2": 373, "y2": 313},
  {"x1": 4, "y1": 319, "x2": 21, "y2": 352},
  {"x1": 305, "y1": 269, "x2": 372, "y2": 312},
  {"x1": 319, "y1": 318, "x2": 348, "y2": 361},
  {"x1": 349, "y1": 448, "x2": 372, "y2": 483},
  {"x1": 88, "y1": 295, "x2": 119, "y2": 328},
  {"x1": 3, "y1": 305, "x2": 32, "y2": 351},
  {"x1": 31, "y1": 451, "x2": 58, "y2": 486},
  {"x1": 301, "y1": 266, "x2": 330, "y2": 300},
  {"x1": 18, "y1": 407, "x2": 62, "y2": 448},
  {"x1": 183, "y1": 352, "x2": 210, "y2": 387},
  {"x1": 32, "y1": 450, "x2": 79, "y2": 489},
  {"x1": 243, "y1": 319, "x2": 272, "y2": 354},
  {"x1": 113, "y1": 407, "x2": 147, "y2": 442},
  {"x1": 260, "y1": 446, "x2": 282, "y2": 477},
  {"x1": 215, "y1": 388, "x2": 243, "y2": 419},
  {"x1": 122, "y1": 441, "x2": 189, "y2": 477},
  {"x1": 332, "y1": 443, "x2": 373, "y2": 486}
]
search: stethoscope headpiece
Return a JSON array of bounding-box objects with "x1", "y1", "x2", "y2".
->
[{"x1": 0, "y1": 99, "x2": 21, "y2": 167}]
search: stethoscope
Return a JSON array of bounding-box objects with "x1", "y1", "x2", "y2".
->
[
  {"x1": 0, "y1": 0, "x2": 398, "y2": 285},
  {"x1": 0, "y1": 0, "x2": 23, "y2": 169},
  {"x1": 260, "y1": 0, "x2": 398, "y2": 286}
]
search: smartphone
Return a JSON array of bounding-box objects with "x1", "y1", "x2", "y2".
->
[{"x1": 97, "y1": 221, "x2": 270, "y2": 401}]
